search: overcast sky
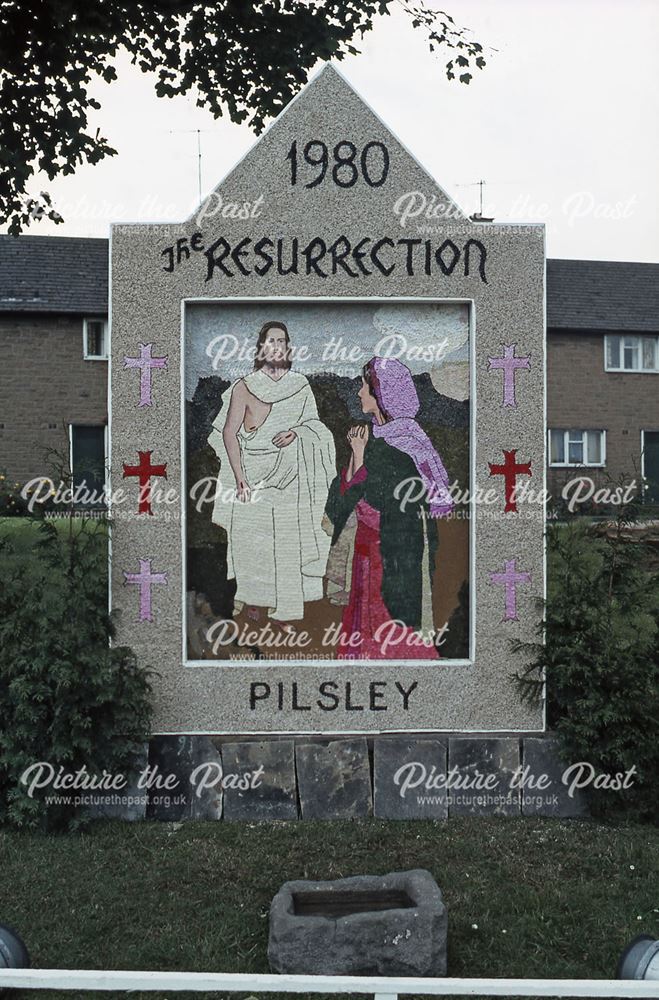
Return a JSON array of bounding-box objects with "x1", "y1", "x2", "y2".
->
[{"x1": 14, "y1": 0, "x2": 659, "y2": 262}]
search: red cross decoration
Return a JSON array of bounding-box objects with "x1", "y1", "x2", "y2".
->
[
  {"x1": 488, "y1": 448, "x2": 532, "y2": 512},
  {"x1": 122, "y1": 450, "x2": 168, "y2": 515}
]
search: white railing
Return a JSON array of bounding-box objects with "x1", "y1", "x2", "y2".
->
[{"x1": 0, "y1": 970, "x2": 656, "y2": 997}]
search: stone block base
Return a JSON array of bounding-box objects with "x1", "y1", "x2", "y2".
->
[{"x1": 87, "y1": 732, "x2": 589, "y2": 822}]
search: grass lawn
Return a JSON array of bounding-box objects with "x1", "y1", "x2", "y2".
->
[
  {"x1": 0, "y1": 514, "x2": 108, "y2": 588},
  {"x1": 0, "y1": 514, "x2": 107, "y2": 549},
  {"x1": 0, "y1": 817, "x2": 657, "y2": 1000}
]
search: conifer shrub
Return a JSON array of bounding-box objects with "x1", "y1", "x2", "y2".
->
[{"x1": 0, "y1": 517, "x2": 152, "y2": 831}]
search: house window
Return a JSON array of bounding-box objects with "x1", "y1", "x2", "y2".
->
[
  {"x1": 83, "y1": 317, "x2": 108, "y2": 359},
  {"x1": 70, "y1": 425, "x2": 107, "y2": 506},
  {"x1": 549, "y1": 429, "x2": 606, "y2": 467},
  {"x1": 605, "y1": 334, "x2": 658, "y2": 372}
]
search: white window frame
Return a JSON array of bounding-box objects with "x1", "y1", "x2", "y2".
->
[
  {"x1": 548, "y1": 428, "x2": 607, "y2": 468},
  {"x1": 604, "y1": 333, "x2": 659, "y2": 373},
  {"x1": 83, "y1": 316, "x2": 108, "y2": 360}
]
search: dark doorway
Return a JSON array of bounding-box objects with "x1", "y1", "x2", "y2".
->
[
  {"x1": 71, "y1": 425, "x2": 106, "y2": 507},
  {"x1": 642, "y1": 430, "x2": 659, "y2": 503}
]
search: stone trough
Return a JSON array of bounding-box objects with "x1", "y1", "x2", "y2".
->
[{"x1": 268, "y1": 869, "x2": 447, "y2": 977}]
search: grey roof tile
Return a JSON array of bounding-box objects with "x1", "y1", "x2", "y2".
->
[
  {"x1": 0, "y1": 235, "x2": 108, "y2": 314},
  {"x1": 547, "y1": 258, "x2": 659, "y2": 332}
]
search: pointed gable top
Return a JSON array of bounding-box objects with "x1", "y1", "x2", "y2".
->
[{"x1": 188, "y1": 62, "x2": 467, "y2": 227}]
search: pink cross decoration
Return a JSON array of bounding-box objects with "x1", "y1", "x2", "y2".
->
[
  {"x1": 487, "y1": 343, "x2": 531, "y2": 408},
  {"x1": 123, "y1": 558, "x2": 168, "y2": 622},
  {"x1": 123, "y1": 343, "x2": 168, "y2": 407},
  {"x1": 489, "y1": 558, "x2": 532, "y2": 621}
]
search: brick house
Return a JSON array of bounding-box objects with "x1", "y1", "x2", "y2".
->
[
  {"x1": 546, "y1": 259, "x2": 659, "y2": 508},
  {"x1": 0, "y1": 236, "x2": 108, "y2": 499},
  {"x1": 1, "y1": 236, "x2": 658, "y2": 510}
]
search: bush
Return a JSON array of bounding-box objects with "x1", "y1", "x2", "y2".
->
[
  {"x1": 0, "y1": 467, "x2": 62, "y2": 517},
  {"x1": 516, "y1": 503, "x2": 659, "y2": 823},
  {"x1": 0, "y1": 471, "x2": 31, "y2": 516},
  {"x1": 0, "y1": 516, "x2": 153, "y2": 831}
]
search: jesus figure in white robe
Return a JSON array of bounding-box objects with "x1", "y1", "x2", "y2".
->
[{"x1": 207, "y1": 321, "x2": 336, "y2": 624}]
